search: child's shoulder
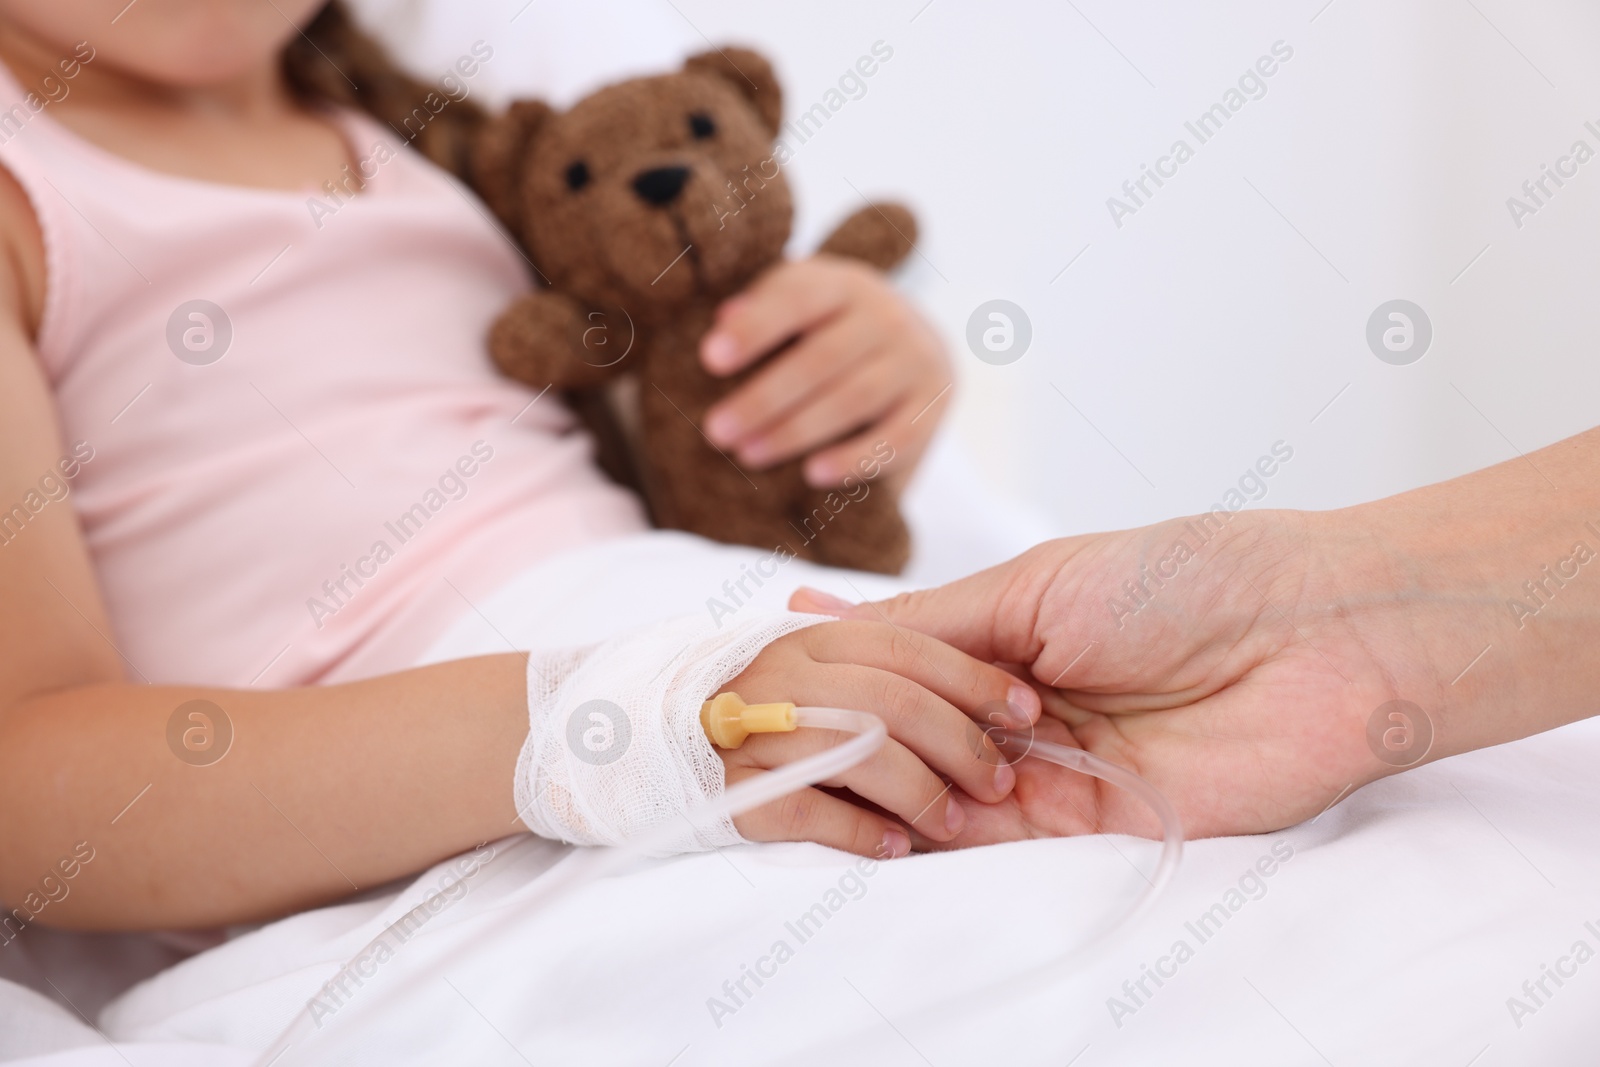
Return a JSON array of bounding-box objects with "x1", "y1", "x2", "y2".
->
[{"x1": 0, "y1": 164, "x2": 44, "y2": 337}]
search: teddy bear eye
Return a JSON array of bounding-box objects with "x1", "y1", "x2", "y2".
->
[
  {"x1": 688, "y1": 112, "x2": 716, "y2": 139},
  {"x1": 565, "y1": 160, "x2": 591, "y2": 191}
]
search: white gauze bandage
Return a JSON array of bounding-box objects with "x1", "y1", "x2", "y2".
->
[{"x1": 514, "y1": 610, "x2": 831, "y2": 854}]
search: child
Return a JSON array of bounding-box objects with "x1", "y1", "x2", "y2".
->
[{"x1": 0, "y1": 1, "x2": 1035, "y2": 934}]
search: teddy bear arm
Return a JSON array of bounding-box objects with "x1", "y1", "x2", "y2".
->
[
  {"x1": 488, "y1": 291, "x2": 629, "y2": 390},
  {"x1": 817, "y1": 202, "x2": 919, "y2": 272}
]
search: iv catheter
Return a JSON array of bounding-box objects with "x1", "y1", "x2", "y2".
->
[{"x1": 255, "y1": 694, "x2": 1183, "y2": 1065}]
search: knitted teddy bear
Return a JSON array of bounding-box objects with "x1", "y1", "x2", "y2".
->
[{"x1": 471, "y1": 47, "x2": 916, "y2": 574}]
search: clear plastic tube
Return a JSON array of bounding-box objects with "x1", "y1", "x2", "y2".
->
[
  {"x1": 254, "y1": 708, "x2": 1179, "y2": 1065},
  {"x1": 253, "y1": 706, "x2": 885, "y2": 1065},
  {"x1": 878, "y1": 727, "x2": 1185, "y2": 1026},
  {"x1": 996, "y1": 728, "x2": 1183, "y2": 944}
]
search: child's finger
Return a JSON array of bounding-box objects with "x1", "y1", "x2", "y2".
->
[
  {"x1": 734, "y1": 357, "x2": 903, "y2": 473},
  {"x1": 726, "y1": 767, "x2": 910, "y2": 859},
  {"x1": 802, "y1": 392, "x2": 942, "y2": 488},
  {"x1": 699, "y1": 259, "x2": 855, "y2": 375},
  {"x1": 804, "y1": 621, "x2": 1041, "y2": 731},
  {"x1": 738, "y1": 729, "x2": 964, "y2": 842},
  {"x1": 779, "y1": 662, "x2": 1015, "y2": 804},
  {"x1": 703, "y1": 310, "x2": 879, "y2": 448}
]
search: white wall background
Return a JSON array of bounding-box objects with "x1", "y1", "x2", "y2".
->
[{"x1": 354, "y1": 0, "x2": 1600, "y2": 538}]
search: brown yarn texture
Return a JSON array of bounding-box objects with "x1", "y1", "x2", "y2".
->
[
  {"x1": 472, "y1": 47, "x2": 918, "y2": 574},
  {"x1": 280, "y1": 17, "x2": 916, "y2": 572}
]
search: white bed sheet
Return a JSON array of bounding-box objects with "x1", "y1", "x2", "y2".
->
[
  {"x1": 11, "y1": 3, "x2": 1595, "y2": 1061},
  {"x1": 35, "y1": 529, "x2": 1596, "y2": 1067},
  {"x1": 0, "y1": 433, "x2": 1047, "y2": 1063}
]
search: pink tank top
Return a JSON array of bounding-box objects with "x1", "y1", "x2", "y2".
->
[{"x1": 0, "y1": 64, "x2": 647, "y2": 687}]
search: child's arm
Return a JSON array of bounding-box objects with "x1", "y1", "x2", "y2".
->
[
  {"x1": 0, "y1": 173, "x2": 519, "y2": 929},
  {"x1": 0, "y1": 171, "x2": 1008, "y2": 933},
  {"x1": 697, "y1": 256, "x2": 951, "y2": 490},
  {"x1": 4, "y1": 619, "x2": 1022, "y2": 930},
  {"x1": 3, "y1": 281, "x2": 1016, "y2": 929}
]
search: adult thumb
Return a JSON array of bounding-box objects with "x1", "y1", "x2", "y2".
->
[{"x1": 788, "y1": 552, "x2": 1045, "y2": 666}]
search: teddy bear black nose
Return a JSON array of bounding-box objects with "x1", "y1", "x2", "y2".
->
[{"x1": 632, "y1": 165, "x2": 691, "y2": 206}]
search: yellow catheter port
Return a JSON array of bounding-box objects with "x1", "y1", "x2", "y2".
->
[{"x1": 700, "y1": 692, "x2": 797, "y2": 749}]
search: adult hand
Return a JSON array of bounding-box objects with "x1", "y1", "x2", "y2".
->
[
  {"x1": 699, "y1": 255, "x2": 950, "y2": 489},
  {"x1": 790, "y1": 503, "x2": 1520, "y2": 845}
]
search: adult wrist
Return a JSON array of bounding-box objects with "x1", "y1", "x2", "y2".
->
[{"x1": 1319, "y1": 468, "x2": 1600, "y2": 764}]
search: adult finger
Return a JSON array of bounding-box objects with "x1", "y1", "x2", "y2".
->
[{"x1": 788, "y1": 542, "x2": 1081, "y2": 669}]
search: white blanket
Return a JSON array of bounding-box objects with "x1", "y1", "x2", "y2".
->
[{"x1": 10, "y1": 531, "x2": 1575, "y2": 1066}]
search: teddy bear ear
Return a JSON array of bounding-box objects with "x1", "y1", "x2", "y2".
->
[
  {"x1": 470, "y1": 99, "x2": 555, "y2": 232},
  {"x1": 683, "y1": 47, "x2": 782, "y2": 138}
]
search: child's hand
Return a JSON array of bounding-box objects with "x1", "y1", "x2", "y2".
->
[
  {"x1": 717, "y1": 620, "x2": 1039, "y2": 858},
  {"x1": 699, "y1": 255, "x2": 952, "y2": 489}
]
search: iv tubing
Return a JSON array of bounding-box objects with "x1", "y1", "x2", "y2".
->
[
  {"x1": 255, "y1": 707, "x2": 1181, "y2": 1065},
  {"x1": 997, "y1": 728, "x2": 1183, "y2": 937},
  {"x1": 254, "y1": 706, "x2": 886, "y2": 1066}
]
